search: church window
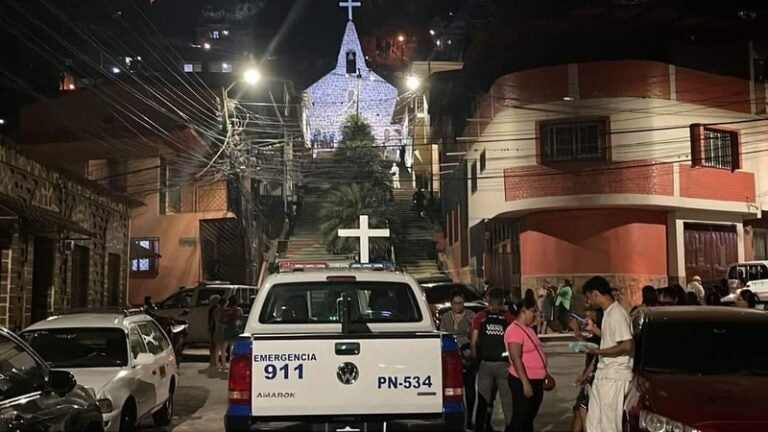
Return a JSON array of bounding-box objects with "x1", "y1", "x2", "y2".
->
[
  {"x1": 346, "y1": 50, "x2": 357, "y2": 74},
  {"x1": 540, "y1": 118, "x2": 608, "y2": 163}
]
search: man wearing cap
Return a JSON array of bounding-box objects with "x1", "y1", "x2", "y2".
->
[{"x1": 686, "y1": 275, "x2": 705, "y2": 304}]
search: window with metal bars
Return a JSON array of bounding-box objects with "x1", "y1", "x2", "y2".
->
[
  {"x1": 130, "y1": 238, "x2": 159, "y2": 274},
  {"x1": 540, "y1": 119, "x2": 607, "y2": 162},
  {"x1": 701, "y1": 128, "x2": 738, "y2": 170}
]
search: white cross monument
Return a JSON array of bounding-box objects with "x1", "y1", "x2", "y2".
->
[
  {"x1": 338, "y1": 215, "x2": 390, "y2": 264},
  {"x1": 339, "y1": 0, "x2": 361, "y2": 21}
]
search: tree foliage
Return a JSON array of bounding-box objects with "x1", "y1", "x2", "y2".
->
[
  {"x1": 319, "y1": 183, "x2": 393, "y2": 257},
  {"x1": 331, "y1": 114, "x2": 391, "y2": 199},
  {"x1": 320, "y1": 115, "x2": 394, "y2": 256}
]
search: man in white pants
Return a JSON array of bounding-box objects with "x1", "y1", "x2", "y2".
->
[
  {"x1": 582, "y1": 276, "x2": 634, "y2": 432},
  {"x1": 390, "y1": 162, "x2": 400, "y2": 189}
]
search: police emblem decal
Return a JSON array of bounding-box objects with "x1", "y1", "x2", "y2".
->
[{"x1": 336, "y1": 362, "x2": 359, "y2": 385}]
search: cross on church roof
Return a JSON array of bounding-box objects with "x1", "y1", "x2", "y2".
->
[{"x1": 339, "y1": 0, "x2": 361, "y2": 21}]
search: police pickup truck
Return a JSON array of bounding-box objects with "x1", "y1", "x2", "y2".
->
[{"x1": 224, "y1": 269, "x2": 466, "y2": 431}]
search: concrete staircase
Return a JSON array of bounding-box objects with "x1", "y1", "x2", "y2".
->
[
  {"x1": 281, "y1": 154, "x2": 352, "y2": 262},
  {"x1": 391, "y1": 170, "x2": 440, "y2": 277},
  {"x1": 283, "y1": 195, "x2": 343, "y2": 260},
  {"x1": 281, "y1": 154, "x2": 440, "y2": 276}
]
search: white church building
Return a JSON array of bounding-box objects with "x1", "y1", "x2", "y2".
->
[{"x1": 301, "y1": 2, "x2": 401, "y2": 160}]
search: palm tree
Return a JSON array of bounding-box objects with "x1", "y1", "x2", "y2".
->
[{"x1": 319, "y1": 183, "x2": 393, "y2": 257}]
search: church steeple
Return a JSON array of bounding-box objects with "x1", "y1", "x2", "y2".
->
[
  {"x1": 304, "y1": 0, "x2": 398, "y2": 154},
  {"x1": 336, "y1": 21, "x2": 367, "y2": 74}
]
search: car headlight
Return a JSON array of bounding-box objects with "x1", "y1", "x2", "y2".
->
[
  {"x1": 97, "y1": 398, "x2": 114, "y2": 413},
  {"x1": 640, "y1": 410, "x2": 700, "y2": 432}
]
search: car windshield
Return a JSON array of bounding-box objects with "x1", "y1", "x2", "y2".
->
[
  {"x1": 424, "y1": 284, "x2": 482, "y2": 304},
  {"x1": 23, "y1": 328, "x2": 128, "y2": 368},
  {"x1": 259, "y1": 282, "x2": 422, "y2": 324},
  {"x1": 640, "y1": 321, "x2": 768, "y2": 376}
]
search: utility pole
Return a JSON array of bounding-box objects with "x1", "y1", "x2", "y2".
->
[
  {"x1": 221, "y1": 87, "x2": 231, "y2": 136},
  {"x1": 356, "y1": 69, "x2": 362, "y2": 117},
  {"x1": 269, "y1": 88, "x2": 290, "y2": 214}
]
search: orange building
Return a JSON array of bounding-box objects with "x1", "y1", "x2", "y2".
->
[
  {"x1": 437, "y1": 60, "x2": 768, "y2": 307},
  {"x1": 18, "y1": 85, "x2": 264, "y2": 305}
]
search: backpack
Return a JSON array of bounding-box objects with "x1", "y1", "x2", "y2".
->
[{"x1": 477, "y1": 311, "x2": 511, "y2": 361}]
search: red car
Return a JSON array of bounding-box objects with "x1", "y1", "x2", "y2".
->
[{"x1": 624, "y1": 306, "x2": 768, "y2": 432}]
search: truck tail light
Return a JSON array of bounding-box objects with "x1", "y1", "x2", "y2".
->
[
  {"x1": 441, "y1": 351, "x2": 464, "y2": 401},
  {"x1": 228, "y1": 339, "x2": 252, "y2": 406}
]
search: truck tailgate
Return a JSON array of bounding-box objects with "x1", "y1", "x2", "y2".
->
[{"x1": 250, "y1": 334, "x2": 443, "y2": 416}]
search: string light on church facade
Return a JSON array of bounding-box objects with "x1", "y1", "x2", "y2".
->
[{"x1": 303, "y1": 1, "x2": 401, "y2": 159}]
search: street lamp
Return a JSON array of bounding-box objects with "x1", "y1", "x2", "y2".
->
[
  {"x1": 243, "y1": 68, "x2": 262, "y2": 86},
  {"x1": 405, "y1": 75, "x2": 421, "y2": 91},
  {"x1": 225, "y1": 67, "x2": 262, "y2": 93}
]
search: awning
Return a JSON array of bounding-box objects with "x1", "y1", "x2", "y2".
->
[
  {"x1": 0, "y1": 199, "x2": 94, "y2": 237},
  {"x1": 130, "y1": 242, "x2": 162, "y2": 260}
]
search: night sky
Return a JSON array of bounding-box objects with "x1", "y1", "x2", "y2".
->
[
  {"x1": 0, "y1": 0, "x2": 463, "y2": 121},
  {"x1": 3, "y1": 0, "x2": 768, "y2": 124}
]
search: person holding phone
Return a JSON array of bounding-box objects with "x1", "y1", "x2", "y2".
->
[
  {"x1": 570, "y1": 308, "x2": 602, "y2": 432},
  {"x1": 581, "y1": 277, "x2": 634, "y2": 432}
]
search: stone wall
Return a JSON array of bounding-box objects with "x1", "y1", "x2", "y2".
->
[{"x1": 0, "y1": 141, "x2": 130, "y2": 330}]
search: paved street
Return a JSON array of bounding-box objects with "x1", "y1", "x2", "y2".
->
[
  {"x1": 141, "y1": 343, "x2": 582, "y2": 432},
  {"x1": 140, "y1": 350, "x2": 228, "y2": 431}
]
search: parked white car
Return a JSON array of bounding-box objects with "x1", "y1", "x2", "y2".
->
[{"x1": 22, "y1": 311, "x2": 179, "y2": 432}]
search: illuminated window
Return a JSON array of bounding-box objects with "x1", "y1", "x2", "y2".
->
[
  {"x1": 183, "y1": 62, "x2": 202, "y2": 73},
  {"x1": 130, "y1": 238, "x2": 159, "y2": 274},
  {"x1": 221, "y1": 62, "x2": 233, "y2": 73},
  {"x1": 211, "y1": 30, "x2": 220, "y2": 39}
]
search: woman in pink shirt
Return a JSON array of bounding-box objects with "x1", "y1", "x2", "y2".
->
[{"x1": 504, "y1": 297, "x2": 548, "y2": 432}]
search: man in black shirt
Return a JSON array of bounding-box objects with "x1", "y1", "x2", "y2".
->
[{"x1": 470, "y1": 288, "x2": 515, "y2": 431}]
